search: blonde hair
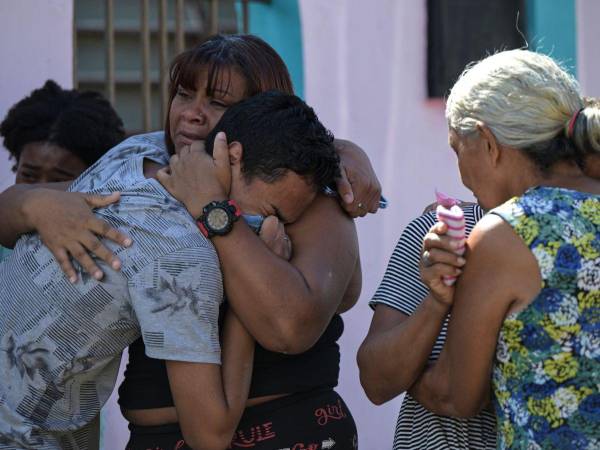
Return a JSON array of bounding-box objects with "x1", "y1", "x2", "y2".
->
[{"x1": 446, "y1": 49, "x2": 600, "y2": 169}]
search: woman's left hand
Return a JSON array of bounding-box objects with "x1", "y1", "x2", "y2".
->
[
  {"x1": 157, "y1": 132, "x2": 232, "y2": 218},
  {"x1": 334, "y1": 139, "x2": 382, "y2": 218}
]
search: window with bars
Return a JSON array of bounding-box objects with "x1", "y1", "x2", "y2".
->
[{"x1": 74, "y1": 0, "x2": 264, "y2": 134}]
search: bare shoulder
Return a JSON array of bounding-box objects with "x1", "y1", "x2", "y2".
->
[
  {"x1": 287, "y1": 194, "x2": 358, "y2": 266},
  {"x1": 461, "y1": 213, "x2": 541, "y2": 309},
  {"x1": 288, "y1": 194, "x2": 354, "y2": 236},
  {"x1": 467, "y1": 214, "x2": 529, "y2": 266}
]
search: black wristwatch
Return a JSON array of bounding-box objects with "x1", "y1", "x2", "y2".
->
[{"x1": 196, "y1": 200, "x2": 241, "y2": 238}]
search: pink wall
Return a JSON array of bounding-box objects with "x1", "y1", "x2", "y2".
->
[
  {"x1": 301, "y1": 1, "x2": 600, "y2": 448},
  {"x1": 577, "y1": 0, "x2": 600, "y2": 98},
  {"x1": 0, "y1": 0, "x2": 73, "y2": 192},
  {"x1": 299, "y1": 1, "x2": 472, "y2": 447}
]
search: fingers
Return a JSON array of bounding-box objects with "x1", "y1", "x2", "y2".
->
[
  {"x1": 336, "y1": 168, "x2": 368, "y2": 218},
  {"x1": 80, "y1": 230, "x2": 121, "y2": 271},
  {"x1": 420, "y1": 258, "x2": 460, "y2": 308},
  {"x1": 422, "y1": 222, "x2": 459, "y2": 253},
  {"x1": 421, "y1": 222, "x2": 465, "y2": 278},
  {"x1": 355, "y1": 201, "x2": 369, "y2": 218},
  {"x1": 189, "y1": 140, "x2": 206, "y2": 153},
  {"x1": 213, "y1": 132, "x2": 232, "y2": 194},
  {"x1": 340, "y1": 193, "x2": 370, "y2": 219},
  {"x1": 169, "y1": 153, "x2": 180, "y2": 168},
  {"x1": 68, "y1": 243, "x2": 104, "y2": 281},
  {"x1": 366, "y1": 182, "x2": 382, "y2": 213},
  {"x1": 336, "y1": 167, "x2": 382, "y2": 218},
  {"x1": 84, "y1": 218, "x2": 131, "y2": 271},
  {"x1": 259, "y1": 216, "x2": 278, "y2": 236},
  {"x1": 422, "y1": 261, "x2": 462, "y2": 281},
  {"x1": 358, "y1": 176, "x2": 381, "y2": 215},
  {"x1": 259, "y1": 216, "x2": 292, "y2": 259},
  {"x1": 419, "y1": 219, "x2": 466, "y2": 307},
  {"x1": 432, "y1": 221, "x2": 447, "y2": 233},
  {"x1": 53, "y1": 247, "x2": 78, "y2": 284},
  {"x1": 157, "y1": 165, "x2": 171, "y2": 176},
  {"x1": 424, "y1": 248, "x2": 466, "y2": 268},
  {"x1": 45, "y1": 218, "x2": 132, "y2": 281},
  {"x1": 81, "y1": 192, "x2": 131, "y2": 267},
  {"x1": 49, "y1": 227, "x2": 129, "y2": 282},
  {"x1": 156, "y1": 166, "x2": 172, "y2": 188},
  {"x1": 213, "y1": 131, "x2": 229, "y2": 164},
  {"x1": 84, "y1": 192, "x2": 121, "y2": 209},
  {"x1": 89, "y1": 218, "x2": 132, "y2": 248},
  {"x1": 335, "y1": 169, "x2": 354, "y2": 205}
]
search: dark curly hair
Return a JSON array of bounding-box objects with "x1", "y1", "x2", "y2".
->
[
  {"x1": 0, "y1": 80, "x2": 125, "y2": 171},
  {"x1": 205, "y1": 91, "x2": 340, "y2": 191}
]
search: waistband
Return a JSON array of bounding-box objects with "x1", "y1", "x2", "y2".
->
[
  {"x1": 129, "y1": 388, "x2": 336, "y2": 435},
  {"x1": 242, "y1": 387, "x2": 333, "y2": 417}
]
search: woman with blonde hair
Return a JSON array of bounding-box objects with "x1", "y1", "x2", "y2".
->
[{"x1": 409, "y1": 49, "x2": 599, "y2": 449}]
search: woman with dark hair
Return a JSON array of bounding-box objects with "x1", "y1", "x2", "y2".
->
[
  {"x1": 0, "y1": 35, "x2": 379, "y2": 449},
  {"x1": 162, "y1": 34, "x2": 294, "y2": 155}
]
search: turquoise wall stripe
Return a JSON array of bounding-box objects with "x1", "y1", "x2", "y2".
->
[
  {"x1": 236, "y1": 0, "x2": 304, "y2": 99},
  {"x1": 526, "y1": 0, "x2": 577, "y2": 76}
]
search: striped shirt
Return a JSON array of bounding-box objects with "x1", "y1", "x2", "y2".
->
[
  {"x1": 370, "y1": 204, "x2": 497, "y2": 450},
  {"x1": 0, "y1": 132, "x2": 223, "y2": 449}
]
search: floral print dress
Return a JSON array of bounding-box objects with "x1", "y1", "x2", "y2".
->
[{"x1": 491, "y1": 186, "x2": 600, "y2": 450}]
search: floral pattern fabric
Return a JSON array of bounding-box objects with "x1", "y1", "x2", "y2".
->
[{"x1": 491, "y1": 186, "x2": 600, "y2": 450}]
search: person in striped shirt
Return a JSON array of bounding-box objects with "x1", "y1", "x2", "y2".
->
[{"x1": 358, "y1": 202, "x2": 497, "y2": 449}]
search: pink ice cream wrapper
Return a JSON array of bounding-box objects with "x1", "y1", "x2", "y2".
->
[{"x1": 435, "y1": 191, "x2": 465, "y2": 286}]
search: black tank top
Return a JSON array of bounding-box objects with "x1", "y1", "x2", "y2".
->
[{"x1": 118, "y1": 315, "x2": 344, "y2": 410}]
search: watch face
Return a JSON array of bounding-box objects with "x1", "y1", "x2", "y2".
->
[{"x1": 207, "y1": 207, "x2": 230, "y2": 231}]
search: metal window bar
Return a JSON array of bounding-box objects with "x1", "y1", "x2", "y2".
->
[
  {"x1": 175, "y1": 0, "x2": 185, "y2": 55},
  {"x1": 105, "y1": 0, "x2": 115, "y2": 104},
  {"x1": 242, "y1": 0, "x2": 249, "y2": 33},
  {"x1": 73, "y1": 15, "x2": 78, "y2": 89},
  {"x1": 211, "y1": 0, "x2": 219, "y2": 34},
  {"x1": 159, "y1": 0, "x2": 169, "y2": 121},
  {"x1": 77, "y1": 0, "x2": 260, "y2": 134},
  {"x1": 141, "y1": 0, "x2": 151, "y2": 132}
]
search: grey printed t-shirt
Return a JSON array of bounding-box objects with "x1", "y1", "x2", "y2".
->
[{"x1": 0, "y1": 132, "x2": 223, "y2": 449}]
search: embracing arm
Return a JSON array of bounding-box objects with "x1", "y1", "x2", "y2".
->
[
  {"x1": 337, "y1": 256, "x2": 362, "y2": 314},
  {"x1": 333, "y1": 138, "x2": 382, "y2": 217},
  {"x1": 409, "y1": 214, "x2": 540, "y2": 417},
  {"x1": 358, "y1": 298, "x2": 451, "y2": 405},
  {"x1": 0, "y1": 182, "x2": 70, "y2": 247},
  {"x1": 167, "y1": 310, "x2": 254, "y2": 450},
  {"x1": 217, "y1": 195, "x2": 359, "y2": 354},
  {"x1": 0, "y1": 182, "x2": 130, "y2": 281},
  {"x1": 357, "y1": 216, "x2": 461, "y2": 405},
  {"x1": 157, "y1": 135, "x2": 360, "y2": 354}
]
